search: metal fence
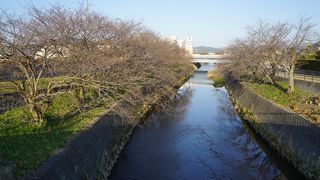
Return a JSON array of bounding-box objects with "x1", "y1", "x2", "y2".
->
[
  {"x1": 227, "y1": 77, "x2": 320, "y2": 177},
  {"x1": 277, "y1": 70, "x2": 320, "y2": 83}
]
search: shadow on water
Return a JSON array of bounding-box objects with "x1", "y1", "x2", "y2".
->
[
  {"x1": 110, "y1": 62, "x2": 304, "y2": 180},
  {"x1": 238, "y1": 119, "x2": 306, "y2": 180},
  {"x1": 139, "y1": 84, "x2": 194, "y2": 127}
]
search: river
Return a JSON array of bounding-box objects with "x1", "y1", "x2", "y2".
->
[{"x1": 110, "y1": 63, "x2": 303, "y2": 180}]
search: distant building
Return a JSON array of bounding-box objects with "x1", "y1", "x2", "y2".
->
[
  {"x1": 167, "y1": 35, "x2": 193, "y2": 55},
  {"x1": 177, "y1": 40, "x2": 185, "y2": 48},
  {"x1": 185, "y1": 36, "x2": 193, "y2": 55}
]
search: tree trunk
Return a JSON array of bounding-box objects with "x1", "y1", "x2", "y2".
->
[
  {"x1": 268, "y1": 63, "x2": 278, "y2": 84},
  {"x1": 287, "y1": 64, "x2": 295, "y2": 93},
  {"x1": 75, "y1": 86, "x2": 85, "y2": 103},
  {"x1": 270, "y1": 69, "x2": 277, "y2": 84},
  {"x1": 29, "y1": 104, "x2": 44, "y2": 124},
  {"x1": 27, "y1": 97, "x2": 44, "y2": 124},
  {"x1": 266, "y1": 74, "x2": 275, "y2": 85}
]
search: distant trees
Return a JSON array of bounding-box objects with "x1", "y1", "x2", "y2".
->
[
  {"x1": 0, "y1": 4, "x2": 191, "y2": 124},
  {"x1": 227, "y1": 17, "x2": 316, "y2": 93}
]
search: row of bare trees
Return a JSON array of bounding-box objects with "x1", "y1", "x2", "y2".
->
[
  {"x1": 227, "y1": 17, "x2": 317, "y2": 93},
  {"x1": 0, "y1": 4, "x2": 192, "y2": 124}
]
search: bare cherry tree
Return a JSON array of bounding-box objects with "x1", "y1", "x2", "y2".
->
[
  {"x1": 0, "y1": 4, "x2": 192, "y2": 124},
  {"x1": 280, "y1": 17, "x2": 315, "y2": 93},
  {"x1": 227, "y1": 37, "x2": 263, "y2": 81},
  {"x1": 0, "y1": 8, "x2": 69, "y2": 123},
  {"x1": 227, "y1": 18, "x2": 316, "y2": 91},
  {"x1": 248, "y1": 20, "x2": 290, "y2": 84}
]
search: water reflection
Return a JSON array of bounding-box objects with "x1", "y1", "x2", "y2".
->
[
  {"x1": 230, "y1": 124, "x2": 280, "y2": 178},
  {"x1": 110, "y1": 63, "x2": 297, "y2": 180},
  {"x1": 142, "y1": 85, "x2": 193, "y2": 128}
]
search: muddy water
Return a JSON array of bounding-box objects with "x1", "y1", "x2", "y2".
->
[{"x1": 110, "y1": 64, "x2": 303, "y2": 180}]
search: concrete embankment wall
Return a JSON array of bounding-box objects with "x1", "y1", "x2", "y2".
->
[
  {"x1": 226, "y1": 76, "x2": 320, "y2": 179},
  {"x1": 25, "y1": 99, "x2": 151, "y2": 180},
  {"x1": 24, "y1": 67, "x2": 197, "y2": 180},
  {"x1": 277, "y1": 76, "x2": 320, "y2": 95}
]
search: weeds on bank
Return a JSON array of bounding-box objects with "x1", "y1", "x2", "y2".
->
[
  {"x1": 244, "y1": 81, "x2": 320, "y2": 123},
  {"x1": 244, "y1": 81, "x2": 311, "y2": 107},
  {"x1": 0, "y1": 93, "x2": 107, "y2": 176}
]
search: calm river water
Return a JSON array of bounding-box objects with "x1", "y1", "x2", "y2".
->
[{"x1": 110, "y1": 63, "x2": 303, "y2": 180}]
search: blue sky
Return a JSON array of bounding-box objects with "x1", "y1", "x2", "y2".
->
[{"x1": 1, "y1": 0, "x2": 320, "y2": 47}]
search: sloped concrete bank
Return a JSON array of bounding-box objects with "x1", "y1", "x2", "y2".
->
[
  {"x1": 24, "y1": 68, "x2": 196, "y2": 180},
  {"x1": 226, "y1": 76, "x2": 320, "y2": 179}
]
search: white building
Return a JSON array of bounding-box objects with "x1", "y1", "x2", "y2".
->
[
  {"x1": 177, "y1": 40, "x2": 185, "y2": 48},
  {"x1": 185, "y1": 36, "x2": 193, "y2": 55},
  {"x1": 167, "y1": 35, "x2": 193, "y2": 55}
]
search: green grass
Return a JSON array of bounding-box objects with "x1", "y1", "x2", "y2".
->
[
  {"x1": 0, "y1": 77, "x2": 65, "y2": 94},
  {"x1": 245, "y1": 81, "x2": 312, "y2": 107},
  {"x1": 207, "y1": 70, "x2": 226, "y2": 88},
  {"x1": 213, "y1": 77, "x2": 226, "y2": 88},
  {"x1": 0, "y1": 81, "x2": 16, "y2": 93},
  {"x1": 0, "y1": 93, "x2": 108, "y2": 177}
]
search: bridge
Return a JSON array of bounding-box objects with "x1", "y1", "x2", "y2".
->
[
  {"x1": 192, "y1": 54, "x2": 229, "y2": 59},
  {"x1": 192, "y1": 58, "x2": 231, "y2": 64}
]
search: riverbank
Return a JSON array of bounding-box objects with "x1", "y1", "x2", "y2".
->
[
  {"x1": 110, "y1": 63, "x2": 291, "y2": 179},
  {"x1": 225, "y1": 75, "x2": 320, "y2": 179},
  {"x1": 20, "y1": 65, "x2": 197, "y2": 179}
]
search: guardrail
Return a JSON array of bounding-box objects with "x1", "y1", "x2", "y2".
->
[{"x1": 277, "y1": 70, "x2": 320, "y2": 83}]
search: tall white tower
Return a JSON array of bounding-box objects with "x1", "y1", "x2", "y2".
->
[{"x1": 185, "y1": 36, "x2": 193, "y2": 55}]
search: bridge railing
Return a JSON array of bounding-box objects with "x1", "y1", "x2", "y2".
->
[{"x1": 192, "y1": 54, "x2": 229, "y2": 59}]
